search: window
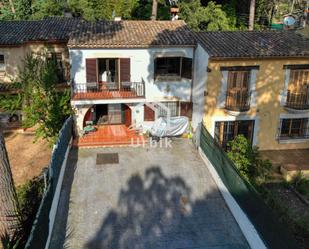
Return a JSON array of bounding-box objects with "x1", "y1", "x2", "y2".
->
[
  {"x1": 215, "y1": 120, "x2": 254, "y2": 149},
  {"x1": 288, "y1": 69, "x2": 309, "y2": 92},
  {"x1": 180, "y1": 102, "x2": 193, "y2": 119},
  {"x1": 157, "y1": 102, "x2": 179, "y2": 117},
  {"x1": 279, "y1": 118, "x2": 309, "y2": 140},
  {"x1": 47, "y1": 52, "x2": 65, "y2": 82},
  {"x1": 154, "y1": 57, "x2": 192, "y2": 80},
  {"x1": 0, "y1": 54, "x2": 5, "y2": 71},
  {"x1": 225, "y1": 70, "x2": 250, "y2": 111},
  {"x1": 227, "y1": 71, "x2": 250, "y2": 89}
]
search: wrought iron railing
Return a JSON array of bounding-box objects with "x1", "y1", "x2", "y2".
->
[
  {"x1": 72, "y1": 81, "x2": 145, "y2": 99},
  {"x1": 225, "y1": 89, "x2": 251, "y2": 112},
  {"x1": 285, "y1": 90, "x2": 309, "y2": 110}
]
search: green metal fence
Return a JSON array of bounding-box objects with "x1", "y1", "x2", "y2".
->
[
  {"x1": 199, "y1": 124, "x2": 299, "y2": 249},
  {"x1": 24, "y1": 116, "x2": 73, "y2": 249}
]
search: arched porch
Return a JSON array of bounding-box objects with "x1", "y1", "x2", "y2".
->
[{"x1": 76, "y1": 103, "x2": 144, "y2": 147}]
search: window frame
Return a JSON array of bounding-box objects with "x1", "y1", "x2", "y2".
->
[
  {"x1": 0, "y1": 54, "x2": 5, "y2": 71},
  {"x1": 215, "y1": 120, "x2": 255, "y2": 149},
  {"x1": 279, "y1": 118, "x2": 309, "y2": 140},
  {"x1": 156, "y1": 102, "x2": 179, "y2": 118},
  {"x1": 154, "y1": 56, "x2": 192, "y2": 81}
]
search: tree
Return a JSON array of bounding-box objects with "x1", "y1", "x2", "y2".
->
[
  {"x1": 151, "y1": 0, "x2": 158, "y2": 20},
  {"x1": 68, "y1": 0, "x2": 139, "y2": 20},
  {"x1": 0, "y1": 132, "x2": 22, "y2": 247},
  {"x1": 18, "y1": 53, "x2": 72, "y2": 145},
  {"x1": 179, "y1": 1, "x2": 233, "y2": 31},
  {"x1": 249, "y1": 0, "x2": 256, "y2": 30},
  {"x1": 131, "y1": 0, "x2": 169, "y2": 20}
]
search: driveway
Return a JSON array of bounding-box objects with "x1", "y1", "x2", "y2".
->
[{"x1": 49, "y1": 139, "x2": 250, "y2": 249}]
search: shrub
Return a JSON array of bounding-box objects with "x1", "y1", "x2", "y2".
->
[
  {"x1": 16, "y1": 176, "x2": 45, "y2": 246},
  {"x1": 227, "y1": 135, "x2": 272, "y2": 182},
  {"x1": 291, "y1": 172, "x2": 309, "y2": 197}
]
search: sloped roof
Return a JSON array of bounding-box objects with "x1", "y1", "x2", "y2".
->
[
  {"x1": 68, "y1": 20, "x2": 196, "y2": 48},
  {"x1": 0, "y1": 17, "x2": 81, "y2": 45},
  {"x1": 195, "y1": 31, "x2": 309, "y2": 58}
]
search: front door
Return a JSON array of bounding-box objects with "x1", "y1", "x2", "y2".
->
[
  {"x1": 124, "y1": 105, "x2": 132, "y2": 127},
  {"x1": 108, "y1": 104, "x2": 122, "y2": 124}
]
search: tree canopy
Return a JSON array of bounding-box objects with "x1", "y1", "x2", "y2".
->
[{"x1": 0, "y1": 1, "x2": 307, "y2": 32}]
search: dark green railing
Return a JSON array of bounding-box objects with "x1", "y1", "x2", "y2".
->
[
  {"x1": 24, "y1": 116, "x2": 73, "y2": 249},
  {"x1": 199, "y1": 124, "x2": 299, "y2": 249}
]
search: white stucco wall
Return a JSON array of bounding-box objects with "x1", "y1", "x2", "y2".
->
[
  {"x1": 69, "y1": 47, "x2": 194, "y2": 104},
  {"x1": 192, "y1": 44, "x2": 209, "y2": 130}
]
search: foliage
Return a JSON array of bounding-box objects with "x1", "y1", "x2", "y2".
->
[
  {"x1": 1, "y1": 176, "x2": 45, "y2": 249},
  {"x1": 18, "y1": 53, "x2": 72, "y2": 145},
  {"x1": 68, "y1": 0, "x2": 140, "y2": 20},
  {"x1": 227, "y1": 135, "x2": 272, "y2": 182},
  {"x1": 0, "y1": 94, "x2": 22, "y2": 114},
  {"x1": 1, "y1": 232, "x2": 21, "y2": 249},
  {"x1": 179, "y1": 1, "x2": 233, "y2": 31},
  {"x1": 131, "y1": 0, "x2": 170, "y2": 20},
  {"x1": 17, "y1": 176, "x2": 45, "y2": 242},
  {"x1": 291, "y1": 172, "x2": 309, "y2": 197}
]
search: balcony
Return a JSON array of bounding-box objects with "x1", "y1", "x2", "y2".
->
[
  {"x1": 225, "y1": 89, "x2": 251, "y2": 112},
  {"x1": 72, "y1": 81, "x2": 145, "y2": 100},
  {"x1": 285, "y1": 90, "x2": 309, "y2": 110}
]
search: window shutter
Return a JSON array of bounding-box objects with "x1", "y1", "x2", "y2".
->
[
  {"x1": 144, "y1": 104, "x2": 155, "y2": 121},
  {"x1": 86, "y1": 58, "x2": 97, "y2": 83},
  {"x1": 120, "y1": 58, "x2": 131, "y2": 82},
  {"x1": 181, "y1": 57, "x2": 192, "y2": 79},
  {"x1": 180, "y1": 102, "x2": 193, "y2": 119}
]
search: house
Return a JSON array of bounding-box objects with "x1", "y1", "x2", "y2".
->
[
  {"x1": 196, "y1": 31, "x2": 309, "y2": 150},
  {"x1": 0, "y1": 17, "x2": 80, "y2": 129},
  {"x1": 0, "y1": 17, "x2": 80, "y2": 84},
  {"x1": 68, "y1": 20, "x2": 197, "y2": 140}
]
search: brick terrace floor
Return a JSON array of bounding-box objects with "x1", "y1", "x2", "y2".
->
[
  {"x1": 261, "y1": 149, "x2": 309, "y2": 171},
  {"x1": 49, "y1": 139, "x2": 250, "y2": 249},
  {"x1": 75, "y1": 125, "x2": 146, "y2": 147}
]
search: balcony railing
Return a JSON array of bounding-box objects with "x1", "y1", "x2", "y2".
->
[
  {"x1": 285, "y1": 90, "x2": 309, "y2": 110},
  {"x1": 225, "y1": 89, "x2": 251, "y2": 112},
  {"x1": 72, "y1": 81, "x2": 145, "y2": 100}
]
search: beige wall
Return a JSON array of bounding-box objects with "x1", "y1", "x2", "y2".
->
[
  {"x1": 204, "y1": 58, "x2": 309, "y2": 151},
  {"x1": 0, "y1": 42, "x2": 69, "y2": 83}
]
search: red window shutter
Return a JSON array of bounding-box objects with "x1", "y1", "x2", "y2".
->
[
  {"x1": 180, "y1": 102, "x2": 193, "y2": 119},
  {"x1": 86, "y1": 58, "x2": 97, "y2": 83},
  {"x1": 120, "y1": 58, "x2": 131, "y2": 82},
  {"x1": 144, "y1": 104, "x2": 155, "y2": 121}
]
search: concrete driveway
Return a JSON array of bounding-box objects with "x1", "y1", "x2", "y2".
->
[{"x1": 49, "y1": 139, "x2": 250, "y2": 249}]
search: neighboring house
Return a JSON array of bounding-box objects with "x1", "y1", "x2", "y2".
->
[
  {"x1": 0, "y1": 17, "x2": 80, "y2": 84},
  {"x1": 196, "y1": 31, "x2": 309, "y2": 151},
  {"x1": 0, "y1": 17, "x2": 80, "y2": 128},
  {"x1": 69, "y1": 20, "x2": 196, "y2": 135}
]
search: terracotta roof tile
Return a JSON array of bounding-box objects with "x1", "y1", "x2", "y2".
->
[
  {"x1": 195, "y1": 31, "x2": 309, "y2": 58},
  {"x1": 68, "y1": 20, "x2": 196, "y2": 48}
]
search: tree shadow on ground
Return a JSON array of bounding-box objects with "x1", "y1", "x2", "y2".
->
[{"x1": 84, "y1": 167, "x2": 249, "y2": 249}]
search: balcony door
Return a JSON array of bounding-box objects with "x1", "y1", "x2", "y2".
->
[
  {"x1": 287, "y1": 69, "x2": 309, "y2": 109},
  {"x1": 226, "y1": 71, "x2": 250, "y2": 111},
  {"x1": 98, "y1": 58, "x2": 119, "y2": 83},
  {"x1": 215, "y1": 120, "x2": 254, "y2": 149}
]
